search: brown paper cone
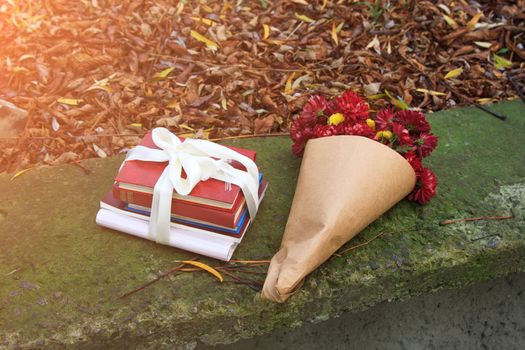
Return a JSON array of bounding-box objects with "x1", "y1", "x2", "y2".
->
[{"x1": 262, "y1": 135, "x2": 416, "y2": 302}]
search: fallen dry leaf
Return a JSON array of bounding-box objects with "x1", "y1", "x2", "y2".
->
[{"x1": 254, "y1": 115, "x2": 275, "y2": 134}]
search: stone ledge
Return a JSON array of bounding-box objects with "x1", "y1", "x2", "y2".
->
[{"x1": 0, "y1": 101, "x2": 524, "y2": 349}]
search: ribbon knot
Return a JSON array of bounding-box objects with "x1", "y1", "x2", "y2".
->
[{"x1": 122, "y1": 127, "x2": 260, "y2": 245}]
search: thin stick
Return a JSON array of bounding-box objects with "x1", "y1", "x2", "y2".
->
[
  {"x1": 439, "y1": 216, "x2": 513, "y2": 226},
  {"x1": 336, "y1": 228, "x2": 418, "y2": 256},
  {"x1": 120, "y1": 256, "x2": 198, "y2": 298},
  {"x1": 440, "y1": 81, "x2": 507, "y2": 121},
  {"x1": 474, "y1": 104, "x2": 507, "y2": 121},
  {"x1": 209, "y1": 133, "x2": 290, "y2": 142}
]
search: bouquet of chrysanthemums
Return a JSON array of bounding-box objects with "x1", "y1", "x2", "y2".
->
[{"x1": 263, "y1": 91, "x2": 438, "y2": 302}]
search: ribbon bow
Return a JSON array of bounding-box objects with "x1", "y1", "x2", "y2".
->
[{"x1": 122, "y1": 128, "x2": 260, "y2": 244}]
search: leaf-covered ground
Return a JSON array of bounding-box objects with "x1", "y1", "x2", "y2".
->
[{"x1": 0, "y1": 0, "x2": 524, "y2": 172}]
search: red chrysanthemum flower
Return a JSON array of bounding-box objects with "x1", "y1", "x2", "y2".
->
[
  {"x1": 392, "y1": 122, "x2": 413, "y2": 146},
  {"x1": 375, "y1": 108, "x2": 395, "y2": 130},
  {"x1": 416, "y1": 133, "x2": 438, "y2": 158},
  {"x1": 404, "y1": 151, "x2": 423, "y2": 173},
  {"x1": 313, "y1": 124, "x2": 338, "y2": 138},
  {"x1": 290, "y1": 117, "x2": 315, "y2": 157},
  {"x1": 395, "y1": 110, "x2": 430, "y2": 134},
  {"x1": 409, "y1": 168, "x2": 437, "y2": 205},
  {"x1": 340, "y1": 122, "x2": 376, "y2": 138},
  {"x1": 330, "y1": 90, "x2": 369, "y2": 122},
  {"x1": 300, "y1": 95, "x2": 329, "y2": 125},
  {"x1": 292, "y1": 141, "x2": 306, "y2": 157}
]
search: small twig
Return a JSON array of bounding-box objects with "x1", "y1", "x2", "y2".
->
[
  {"x1": 217, "y1": 267, "x2": 267, "y2": 275},
  {"x1": 210, "y1": 132, "x2": 290, "y2": 142},
  {"x1": 220, "y1": 270, "x2": 263, "y2": 291},
  {"x1": 474, "y1": 104, "x2": 507, "y2": 121},
  {"x1": 120, "y1": 256, "x2": 198, "y2": 298},
  {"x1": 335, "y1": 228, "x2": 418, "y2": 256},
  {"x1": 439, "y1": 216, "x2": 513, "y2": 226},
  {"x1": 5, "y1": 268, "x2": 21, "y2": 276},
  {"x1": 441, "y1": 81, "x2": 507, "y2": 121},
  {"x1": 226, "y1": 259, "x2": 271, "y2": 264}
]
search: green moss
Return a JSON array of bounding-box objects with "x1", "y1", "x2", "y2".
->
[{"x1": 0, "y1": 101, "x2": 524, "y2": 349}]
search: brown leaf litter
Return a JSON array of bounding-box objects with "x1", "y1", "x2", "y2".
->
[{"x1": 0, "y1": 0, "x2": 524, "y2": 172}]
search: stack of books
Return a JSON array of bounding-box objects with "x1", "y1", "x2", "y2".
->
[{"x1": 95, "y1": 131, "x2": 268, "y2": 261}]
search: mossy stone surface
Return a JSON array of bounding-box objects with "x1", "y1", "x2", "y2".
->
[{"x1": 1, "y1": 101, "x2": 524, "y2": 349}]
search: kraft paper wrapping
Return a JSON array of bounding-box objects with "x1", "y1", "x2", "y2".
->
[{"x1": 262, "y1": 136, "x2": 416, "y2": 302}]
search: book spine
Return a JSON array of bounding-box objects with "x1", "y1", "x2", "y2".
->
[{"x1": 113, "y1": 185, "x2": 237, "y2": 228}]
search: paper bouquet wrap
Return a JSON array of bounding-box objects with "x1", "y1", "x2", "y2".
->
[{"x1": 262, "y1": 135, "x2": 416, "y2": 302}]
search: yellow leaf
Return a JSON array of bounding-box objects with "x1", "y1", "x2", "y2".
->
[
  {"x1": 443, "y1": 15, "x2": 458, "y2": 29},
  {"x1": 321, "y1": 0, "x2": 329, "y2": 11},
  {"x1": 153, "y1": 67, "x2": 175, "y2": 80},
  {"x1": 416, "y1": 88, "x2": 446, "y2": 96},
  {"x1": 57, "y1": 98, "x2": 83, "y2": 106},
  {"x1": 179, "y1": 260, "x2": 224, "y2": 282},
  {"x1": 190, "y1": 30, "x2": 219, "y2": 52},
  {"x1": 191, "y1": 16, "x2": 215, "y2": 26},
  {"x1": 265, "y1": 39, "x2": 285, "y2": 45},
  {"x1": 262, "y1": 24, "x2": 270, "y2": 40},
  {"x1": 295, "y1": 13, "x2": 315, "y2": 23},
  {"x1": 291, "y1": 0, "x2": 309, "y2": 4},
  {"x1": 180, "y1": 124, "x2": 195, "y2": 132},
  {"x1": 331, "y1": 22, "x2": 338, "y2": 46},
  {"x1": 444, "y1": 67, "x2": 463, "y2": 80},
  {"x1": 467, "y1": 12, "x2": 482, "y2": 31},
  {"x1": 477, "y1": 98, "x2": 497, "y2": 104},
  {"x1": 284, "y1": 72, "x2": 296, "y2": 95},
  {"x1": 130, "y1": 123, "x2": 142, "y2": 128},
  {"x1": 367, "y1": 93, "x2": 386, "y2": 100},
  {"x1": 11, "y1": 167, "x2": 36, "y2": 180},
  {"x1": 177, "y1": 133, "x2": 195, "y2": 139}
]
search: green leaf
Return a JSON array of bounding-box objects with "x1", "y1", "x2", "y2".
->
[{"x1": 493, "y1": 54, "x2": 512, "y2": 70}]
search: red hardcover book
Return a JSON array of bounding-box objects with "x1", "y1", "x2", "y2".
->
[
  {"x1": 101, "y1": 179, "x2": 268, "y2": 239},
  {"x1": 115, "y1": 131, "x2": 257, "y2": 210},
  {"x1": 113, "y1": 183, "x2": 246, "y2": 228}
]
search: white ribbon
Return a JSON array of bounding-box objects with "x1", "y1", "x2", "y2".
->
[{"x1": 122, "y1": 127, "x2": 260, "y2": 245}]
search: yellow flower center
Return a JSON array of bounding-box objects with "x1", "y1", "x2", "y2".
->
[
  {"x1": 376, "y1": 130, "x2": 393, "y2": 140},
  {"x1": 328, "y1": 113, "x2": 345, "y2": 126},
  {"x1": 366, "y1": 118, "x2": 375, "y2": 129}
]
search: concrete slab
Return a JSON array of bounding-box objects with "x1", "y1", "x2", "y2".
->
[{"x1": 1, "y1": 101, "x2": 524, "y2": 349}]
